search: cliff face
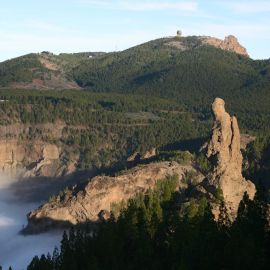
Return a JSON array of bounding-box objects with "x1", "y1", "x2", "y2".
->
[
  {"x1": 0, "y1": 122, "x2": 80, "y2": 178},
  {"x1": 0, "y1": 139, "x2": 57, "y2": 177},
  {"x1": 205, "y1": 98, "x2": 256, "y2": 217},
  {"x1": 0, "y1": 139, "x2": 78, "y2": 178},
  {"x1": 25, "y1": 161, "x2": 199, "y2": 233},
  {"x1": 200, "y1": 35, "x2": 248, "y2": 56}
]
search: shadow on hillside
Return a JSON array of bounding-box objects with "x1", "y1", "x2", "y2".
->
[
  {"x1": 9, "y1": 159, "x2": 149, "y2": 203},
  {"x1": 21, "y1": 216, "x2": 98, "y2": 235},
  {"x1": 10, "y1": 137, "x2": 208, "y2": 203},
  {"x1": 9, "y1": 169, "x2": 97, "y2": 203},
  {"x1": 161, "y1": 137, "x2": 208, "y2": 153}
]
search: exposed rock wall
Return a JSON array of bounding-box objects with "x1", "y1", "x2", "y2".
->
[
  {"x1": 200, "y1": 35, "x2": 248, "y2": 56},
  {"x1": 0, "y1": 139, "x2": 77, "y2": 178},
  {"x1": 25, "y1": 161, "x2": 198, "y2": 233},
  {"x1": 0, "y1": 121, "x2": 85, "y2": 178},
  {"x1": 166, "y1": 35, "x2": 248, "y2": 56},
  {"x1": 205, "y1": 98, "x2": 256, "y2": 217}
]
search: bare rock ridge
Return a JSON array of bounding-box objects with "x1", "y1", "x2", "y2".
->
[
  {"x1": 205, "y1": 97, "x2": 256, "y2": 217},
  {"x1": 25, "y1": 161, "x2": 197, "y2": 233},
  {"x1": 200, "y1": 35, "x2": 249, "y2": 56}
]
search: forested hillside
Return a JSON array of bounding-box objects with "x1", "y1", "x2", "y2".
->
[
  {"x1": 1, "y1": 35, "x2": 270, "y2": 131},
  {"x1": 0, "y1": 89, "x2": 206, "y2": 171},
  {"x1": 72, "y1": 38, "x2": 270, "y2": 131},
  {"x1": 0, "y1": 51, "x2": 104, "y2": 89}
]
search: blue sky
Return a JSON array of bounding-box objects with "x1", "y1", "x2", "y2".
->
[{"x1": 0, "y1": 0, "x2": 269, "y2": 61}]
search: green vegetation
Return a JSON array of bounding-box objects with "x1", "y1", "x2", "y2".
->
[
  {"x1": 70, "y1": 37, "x2": 270, "y2": 132},
  {"x1": 0, "y1": 51, "x2": 105, "y2": 87},
  {"x1": 182, "y1": 170, "x2": 199, "y2": 186},
  {"x1": 244, "y1": 134, "x2": 270, "y2": 190},
  {"x1": 26, "y1": 180, "x2": 270, "y2": 270},
  {"x1": 214, "y1": 187, "x2": 224, "y2": 202},
  {"x1": 1, "y1": 36, "x2": 270, "y2": 270},
  {"x1": 196, "y1": 153, "x2": 212, "y2": 174},
  {"x1": 1, "y1": 36, "x2": 270, "y2": 132},
  {"x1": 155, "y1": 150, "x2": 193, "y2": 164},
  {"x1": 0, "y1": 54, "x2": 48, "y2": 86},
  {"x1": 0, "y1": 89, "x2": 207, "y2": 170}
]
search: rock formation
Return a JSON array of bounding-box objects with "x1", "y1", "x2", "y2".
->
[
  {"x1": 23, "y1": 98, "x2": 256, "y2": 232},
  {"x1": 200, "y1": 35, "x2": 248, "y2": 56},
  {"x1": 166, "y1": 34, "x2": 248, "y2": 56},
  {"x1": 25, "y1": 161, "x2": 199, "y2": 233},
  {"x1": 0, "y1": 139, "x2": 78, "y2": 178},
  {"x1": 127, "y1": 148, "x2": 157, "y2": 162},
  {"x1": 0, "y1": 122, "x2": 81, "y2": 178},
  {"x1": 205, "y1": 98, "x2": 256, "y2": 217}
]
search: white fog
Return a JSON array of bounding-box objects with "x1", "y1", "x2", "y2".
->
[{"x1": 0, "y1": 176, "x2": 62, "y2": 270}]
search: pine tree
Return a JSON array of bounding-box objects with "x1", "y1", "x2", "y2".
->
[
  {"x1": 52, "y1": 247, "x2": 60, "y2": 270},
  {"x1": 218, "y1": 201, "x2": 231, "y2": 229}
]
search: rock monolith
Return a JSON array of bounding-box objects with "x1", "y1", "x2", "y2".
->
[{"x1": 206, "y1": 98, "x2": 256, "y2": 217}]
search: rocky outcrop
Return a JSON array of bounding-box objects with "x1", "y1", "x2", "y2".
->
[
  {"x1": 0, "y1": 139, "x2": 77, "y2": 178},
  {"x1": 0, "y1": 140, "x2": 25, "y2": 176},
  {"x1": 142, "y1": 148, "x2": 157, "y2": 159},
  {"x1": 166, "y1": 34, "x2": 248, "y2": 56},
  {"x1": 0, "y1": 122, "x2": 87, "y2": 178},
  {"x1": 127, "y1": 148, "x2": 157, "y2": 162},
  {"x1": 205, "y1": 98, "x2": 256, "y2": 217},
  {"x1": 22, "y1": 144, "x2": 62, "y2": 178},
  {"x1": 25, "y1": 161, "x2": 199, "y2": 233},
  {"x1": 200, "y1": 35, "x2": 248, "y2": 56}
]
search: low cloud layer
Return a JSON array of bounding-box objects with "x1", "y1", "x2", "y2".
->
[{"x1": 0, "y1": 176, "x2": 62, "y2": 270}]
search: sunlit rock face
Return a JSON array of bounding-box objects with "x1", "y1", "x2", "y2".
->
[
  {"x1": 25, "y1": 161, "x2": 198, "y2": 233},
  {"x1": 206, "y1": 98, "x2": 256, "y2": 218},
  {"x1": 0, "y1": 139, "x2": 77, "y2": 178},
  {"x1": 200, "y1": 35, "x2": 249, "y2": 56}
]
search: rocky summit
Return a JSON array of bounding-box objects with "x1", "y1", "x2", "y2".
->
[
  {"x1": 205, "y1": 98, "x2": 256, "y2": 217},
  {"x1": 200, "y1": 35, "x2": 249, "y2": 56}
]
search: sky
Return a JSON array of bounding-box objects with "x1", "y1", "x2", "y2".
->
[{"x1": 0, "y1": 0, "x2": 269, "y2": 61}]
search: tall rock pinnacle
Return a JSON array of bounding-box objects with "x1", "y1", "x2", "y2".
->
[{"x1": 206, "y1": 98, "x2": 256, "y2": 217}]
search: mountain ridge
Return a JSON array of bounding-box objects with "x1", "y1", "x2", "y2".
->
[{"x1": 0, "y1": 34, "x2": 253, "y2": 90}]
